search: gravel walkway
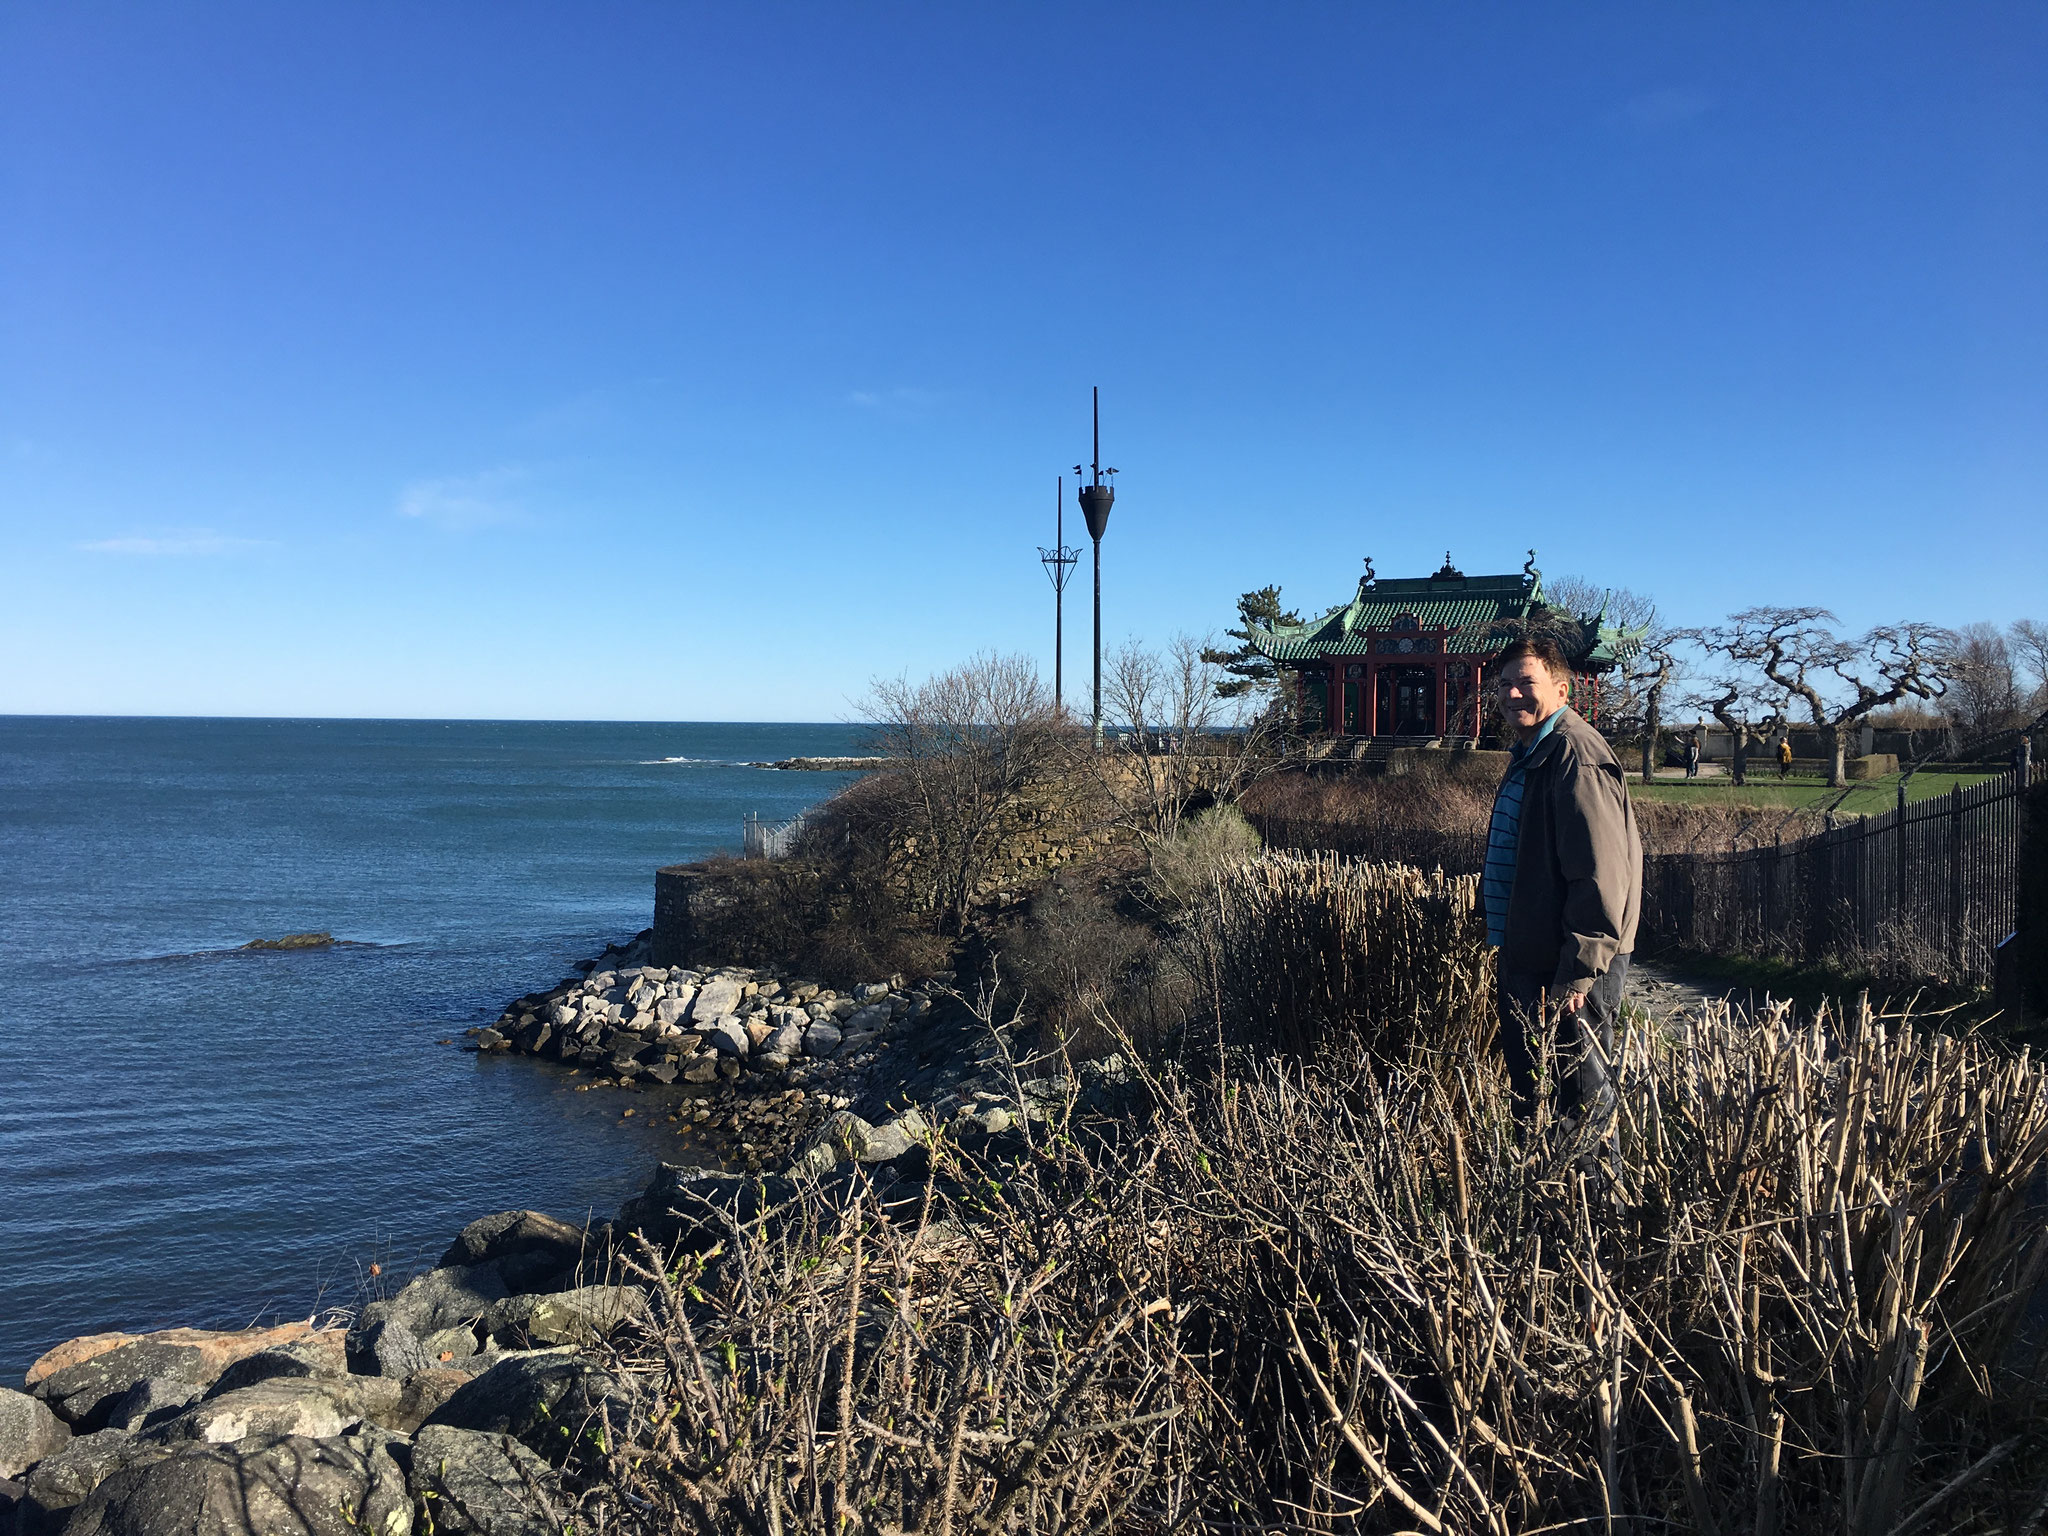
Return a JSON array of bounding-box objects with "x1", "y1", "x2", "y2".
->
[{"x1": 1625, "y1": 957, "x2": 1743, "y2": 1026}]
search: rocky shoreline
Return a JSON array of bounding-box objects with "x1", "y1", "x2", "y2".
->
[
  {"x1": 0, "y1": 1201, "x2": 677, "y2": 1536},
  {"x1": 744, "y1": 755, "x2": 883, "y2": 771},
  {"x1": 2, "y1": 929, "x2": 1113, "y2": 1536},
  {"x1": 1, "y1": 1204, "x2": 619, "y2": 1535},
  {"x1": 470, "y1": 928, "x2": 1038, "y2": 1172}
]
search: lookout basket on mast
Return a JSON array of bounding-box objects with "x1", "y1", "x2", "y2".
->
[{"x1": 1073, "y1": 387, "x2": 1117, "y2": 750}]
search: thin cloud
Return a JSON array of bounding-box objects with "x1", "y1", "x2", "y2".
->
[
  {"x1": 396, "y1": 466, "x2": 528, "y2": 530},
  {"x1": 1619, "y1": 87, "x2": 1713, "y2": 128},
  {"x1": 77, "y1": 531, "x2": 274, "y2": 556}
]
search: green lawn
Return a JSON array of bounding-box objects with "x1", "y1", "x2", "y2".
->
[{"x1": 1633, "y1": 770, "x2": 2002, "y2": 816}]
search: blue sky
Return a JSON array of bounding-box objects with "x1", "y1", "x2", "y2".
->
[{"x1": 3, "y1": 3, "x2": 2042, "y2": 720}]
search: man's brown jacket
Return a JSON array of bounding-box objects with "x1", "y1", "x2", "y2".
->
[{"x1": 1498, "y1": 706, "x2": 1643, "y2": 994}]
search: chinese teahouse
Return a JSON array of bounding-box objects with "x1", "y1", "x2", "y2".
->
[{"x1": 1245, "y1": 552, "x2": 1647, "y2": 739}]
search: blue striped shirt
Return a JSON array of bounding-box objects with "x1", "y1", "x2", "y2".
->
[{"x1": 1482, "y1": 709, "x2": 1563, "y2": 947}]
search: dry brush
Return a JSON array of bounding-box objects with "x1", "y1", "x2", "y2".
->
[{"x1": 563, "y1": 852, "x2": 2048, "y2": 1534}]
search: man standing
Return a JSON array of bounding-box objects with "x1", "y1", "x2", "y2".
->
[
  {"x1": 1482, "y1": 637, "x2": 1643, "y2": 1121},
  {"x1": 1778, "y1": 736, "x2": 1794, "y2": 778}
]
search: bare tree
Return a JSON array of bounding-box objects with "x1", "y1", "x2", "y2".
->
[
  {"x1": 1947, "y1": 622, "x2": 2022, "y2": 733},
  {"x1": 2004, "y1": 618, "x2": 2047, "y2": 712},
  {"x1": 1098, "y1": 634, "x2": 1265, "y2": 846},
  {"x1": 858, "y1": 653, "x2": 1075, "y2": 936},
  {"x1": 1618, "y1": 626, "x2": 1687, "y2": 781},
  {"x1": 1681, "y1": 671, "x2": 1788, "y2": 787},
  {"x1": 1541, "y1": 574, "x2": 1659, "y2": 634},
  {"x1": 1709, "y1": 607, "x2": 1953, "y2": 786}
]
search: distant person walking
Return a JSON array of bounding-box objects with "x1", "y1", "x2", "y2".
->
[
  {"x1": 1777, "y1": 737, "x2": 1793, "y2": 778},
  {"x1": 1684, "y1": 734, "x2": 1702, "y2": 779},
  {"x1": 1482, "y1": 637, "x2": 1643, "y2": 1126}
]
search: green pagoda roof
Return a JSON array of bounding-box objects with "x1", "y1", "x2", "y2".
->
[{"x1": 1244, "y1": 553, "x2": 1647, "y2": 672}]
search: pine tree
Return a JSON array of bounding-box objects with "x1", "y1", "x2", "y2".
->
[{"x1": 1202, "y1": 586, "x2": 1301, "y2": 701}]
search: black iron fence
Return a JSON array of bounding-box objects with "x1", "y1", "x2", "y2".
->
[
  {"x1": 1252, "y1": 761, "x2": 2040, "y2": 991},
  {"x1": 1639, "y1": 764, "x2": 2039, "y2": 988}
]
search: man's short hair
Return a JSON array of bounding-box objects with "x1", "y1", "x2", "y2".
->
[{"x1": 1493, "y1": 635, "x2": 1572, "y2": 681}]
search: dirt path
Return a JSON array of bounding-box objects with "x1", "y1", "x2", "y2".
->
[{"x1": 1625, "y1": 957, "x2": 1745, "y2": 1026}]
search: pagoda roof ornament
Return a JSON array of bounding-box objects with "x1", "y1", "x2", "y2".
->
[{"x1": 1432, "y1": 551, "x2": 1465, "y2": 582}]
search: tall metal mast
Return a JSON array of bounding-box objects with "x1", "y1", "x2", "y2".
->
[
  {"x1": 1075, "y1": 387, "x2": 1116, "y2": 750},
  {"x1": 1038, "y1": 476, "x2": 1078, "y2": 710}
]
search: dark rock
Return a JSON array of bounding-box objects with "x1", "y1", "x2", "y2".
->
[
  {"x1": 376, "y1": 1263, "x2": 510, "y2": 1338},
  {"x1": 0, "y1": 1389, "x2": 69, "y2": 1480},
  {"x1": 421, "y1": 1325, "x2": 480, "y2": 1367},
  {"x1": 101, "y1": 1379, "x2": 203, "y2": 1436},
  {"x1": 409, "y1": 1425, "x2": 561, "y2": 1536},
  {"x1": 22, "y1": 1432, "x2": 167, "y2": 1521},
  {"x1": 514, "y1": 1021, "x2": 551, "y2": 1054},
  {"x1": 32, "y1": 1345, "x2": 207, "y2": 1433},
  {"x1": 393, "y1": 1369, "x2": 472, "y2": 1435},
  {"x1": 469, "y1": 1028, "x2": 507, "y2": 1051},
  {"x1": 642, "y1": 1062, "x2": 678, "y2": 1085},
  {"x1": 422, "y1": 1354, "x2": 632, "y2": 1463},
  {"x1": 441, "y1": 1210, "x2": 589, "y2": 1272},
  {"x1": 616, "y1": 1163, "x2": 796, "y2": 1250},
  {"x1": 811, "y1": 1111, "x2": 875, "y2": 1161},
  {"x1": 65, "y1": 1431, "x2": 410, "y2": 1536},
  {"x1": 492, "y1": 1249, "x2": 576, "y2": 1296},
  {"x1": 349, "y1": 1377, "x2": 408, "y2": 1433},
  {"x1": 345, "y1": 1317, "x2": 432, "y2": 1380}
]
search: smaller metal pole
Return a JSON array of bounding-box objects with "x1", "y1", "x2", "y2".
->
[{"x1": 1055, "y1": 477, "x2": 1064, "y2": 708}]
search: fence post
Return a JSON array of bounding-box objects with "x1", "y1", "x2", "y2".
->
[
  {"x1": 1858, "y1": 813, "x2": 1871, "y2": 949},
  {"x1": 1763, "y1": 834, "x2": 1777, "y2": 952},
  {"x1": 1894, "y1": 778, "x2": 1907, "y2": 933},
  {"x1": 1948, "y1": 784, "x2": 1964, "y2": 978}
]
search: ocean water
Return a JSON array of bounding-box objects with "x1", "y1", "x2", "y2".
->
[{"x1": 0, "y1": 717, "x2": 864, "y2": 1379}]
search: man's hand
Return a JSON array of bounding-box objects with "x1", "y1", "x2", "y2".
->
[{"x1": 1555, "y1": 989, "x2": 1587, "y2": 1015}]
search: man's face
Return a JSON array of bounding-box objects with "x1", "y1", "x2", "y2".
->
[{"x1": 1495, "y1": 655, "x2": 1570, "y2": 736}]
